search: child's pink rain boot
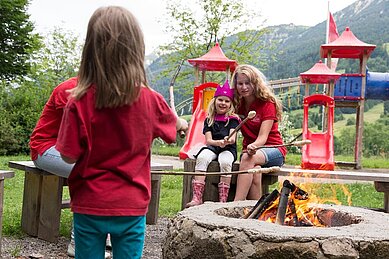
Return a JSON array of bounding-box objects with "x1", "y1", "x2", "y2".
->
[
  {"x1": 218, "y1": 182, "x2": 230, "y2": 203},
  {"x1": 185, "y1": 179, "x2": 205, "y2": 208}
]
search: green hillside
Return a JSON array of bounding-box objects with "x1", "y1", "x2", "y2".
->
[
  {"x1": 333, "y1": 103, "x2": 384, "y2": 135},
  {"x1": 287, "y1": 103, "x2": 384, "y2": 137}
]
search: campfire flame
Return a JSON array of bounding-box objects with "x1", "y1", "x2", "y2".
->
[
  {"x1": 244, "y1": 179, "x2": 352, "y2": 227},
  {"x1": 260, "y1": 187, "x2": 324, "y2": 226}
]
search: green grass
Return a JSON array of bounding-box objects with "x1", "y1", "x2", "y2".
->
[{"x1": 1, "y1": 154, "x2": 387, "y2": 239}]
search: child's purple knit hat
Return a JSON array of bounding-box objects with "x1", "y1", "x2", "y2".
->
[{"x1": 214, "y1": 80, "x2": 234, "y2": 100}]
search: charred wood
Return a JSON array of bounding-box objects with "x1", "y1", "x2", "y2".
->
[
  {"x1": 275, "y1": 180, "x2": 292, "y2": 225},
  {"x1": 247, "y1": 189, "x2": 279, "y2": 219}
]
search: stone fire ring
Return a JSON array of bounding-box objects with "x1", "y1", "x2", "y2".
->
[{"x1": 163, "y1": 201, "x2": 389, "y2": 259}]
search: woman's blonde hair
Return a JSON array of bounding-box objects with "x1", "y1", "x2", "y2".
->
[
  {"x1": 72, "y1": 6, "x2": 148, "y2": 108},
  {"x1": 206, "y1": 96, "x2": 237, "y2": 127},
  {"x1": 231, "y1": 64, "x2": 283, "y2": 120}
]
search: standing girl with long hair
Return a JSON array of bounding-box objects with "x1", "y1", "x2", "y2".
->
[{"x1": 56, "y1": 6, "x2": 187, "y2": 259}]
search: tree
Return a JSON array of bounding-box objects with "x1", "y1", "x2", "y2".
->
[
  {"x1": 154, "y1": 0, "x2": 270, "y2": 101},
  {"x1": 0, "y1": 28, "x2": 82, "y2": 155},
  {"x1": 0, "y1": 0, "x2": 41, "y2": 80}
]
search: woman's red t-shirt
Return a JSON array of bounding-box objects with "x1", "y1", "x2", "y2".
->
[{"x1": 238, "y1": 98, "x2": 287, "y2": 157}]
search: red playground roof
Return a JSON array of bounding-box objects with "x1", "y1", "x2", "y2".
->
[
  {"x1": 300, "y1": 60, "x2": 341, "y2": 84},
  {"x1": 320, "y1": 27, "x2": 376, "y2": 59},
  {"x1": 187, "y1": 43, "x2": 238, "y2": 72}
]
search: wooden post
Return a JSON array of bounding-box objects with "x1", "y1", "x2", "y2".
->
[
  {"x1": 147, "y1": 174, "x2": 162, "y2": 225},
  {"x1": 21, "y1": 172, "x2": 43, "y2": 237},
  {"x1": 374, "y1": 182, "x2": 389, "y2": 212},
  {"x1": 37, "y1": 175, "x2": 65, "y2": 242},
  {"x1": 0, "y1": 171, "x2": 14, "y2": 256},
  {"x1": 354, "y1": 51, "x2": 368, "y2": 169}
]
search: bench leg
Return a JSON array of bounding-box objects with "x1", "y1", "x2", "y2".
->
[
  {"x1": 147, "y1": 175, "x2": 161, "y2": 225},
  {"x1": 374, "y1": 182, "x2": 389, "y2": 213},
  {"x1": 0, "y1": 179, "x2": 5, "y2": 255},
  {"x1": 38, "y1": 175, "x2": 64, "y2": 242},
  {"x1": 21, "y1": 172, "x2": 43, "y2": 236}
]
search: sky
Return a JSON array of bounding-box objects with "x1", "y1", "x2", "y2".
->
[{"x1": 27, "y1": 0, "x2": 357, "y2": 55}]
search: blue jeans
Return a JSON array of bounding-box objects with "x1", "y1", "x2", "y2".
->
[
  {"x1": 74, "y1": 213, "x2": 146, "y2": 259},
  {"x1": 258, "y1": 148, "x2": 285, "y2": 167},
  {"x1": 33, "y1": 146, "x2": 74, "y2": 178}
]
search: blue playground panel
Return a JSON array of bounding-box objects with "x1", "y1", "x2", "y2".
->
[
  {"x1": 334, "y1": 72, "x2": 389, "y2": 101},
  {"x1": 334, "y1": 74, "x2": 362, "y2": 100}
]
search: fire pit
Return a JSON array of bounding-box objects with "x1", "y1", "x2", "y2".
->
[{"x1": 162, "y1": 201, "x2": 389, "y2": 259}]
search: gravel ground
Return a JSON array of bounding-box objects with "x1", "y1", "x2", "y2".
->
[{"x1": 1, "y1": 218, "x2": 169, "y2": 259}]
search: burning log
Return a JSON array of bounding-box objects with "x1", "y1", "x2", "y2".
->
[
  {"x1": 275, "y1": 180, "x2": 292, "y2": 225},
  {"x1": 289, "y1": 181, "x2": 309, "y2": 200},
  {"x1": 243, "y1": 179, "x2": 322, "y2": 227},
  {"x1": 245, "y1": 189, "x2": 279, "y2": 219},
  {"x1": 288, "y1": 199, "x2": 299, "y2": 226}
]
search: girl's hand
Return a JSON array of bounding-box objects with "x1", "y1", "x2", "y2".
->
[
  {"x1": 246, "y1": 143, "x2": 258, "y2": 156},
  {"x1": 223, "y1": 136, "x2": 233, "y2": 146},
  {"x1": 218, "y1": 139, "x2": 226, "y2": 148}
]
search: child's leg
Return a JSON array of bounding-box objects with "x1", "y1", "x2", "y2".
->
[
  {"x1": 186, "y1": 149, "x2": 217, "y2": 208},
  {"x1": 73, "y1": 213, "x2": 108, "y2": 259},
  {"x1": 33, "y1": 146, "x2": 74, "y2": 178},
  {"x1": 110, "y1": 216, "x2": 146, "y2": 259},
  {"x1": 218, "y1": 151, "x2": 234, "y2": 185},
  {"x1": 218, "y1": 151, "x2": 234, "y2": 202},
  {"x1": 247, "y1": 148, "x2": 284, "y2": 199},
  {"x1": 235, "y1": 149, "x2": 265, "y2": 201}
]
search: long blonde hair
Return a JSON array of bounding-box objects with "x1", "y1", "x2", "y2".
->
[
  {"x1": 72, "y1": 6, "x2": 148, "y2": 108},
  {"x1": 231, "y1": 64, "x2": 283, "y2": 120},
  {"x1": 206, "y1": 97, "x2": 237, "y2": 127}
]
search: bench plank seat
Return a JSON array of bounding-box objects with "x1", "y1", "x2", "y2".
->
[{"x1": 274, "y1": 167, "x2": 389, "y2": 182}]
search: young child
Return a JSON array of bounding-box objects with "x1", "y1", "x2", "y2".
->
[
  {"x1": 185, "y1": 81, "x2": 240, "y2": 208},
  {"x1": 56, "y1": 6, "x2": 187, "y2": 259},
  {"x1": 231, "y1": 64, "x2": 286, "y2": 201}
]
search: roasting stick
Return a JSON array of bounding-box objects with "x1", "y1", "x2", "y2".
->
[
  {"x1": 252, "y1": 139, "x2": 312, "y2": 150},
  {"x1": 226, "y1": 111, "x2": 256, "y2": 141},
  {"x1": 169, "y1": 60, "x2": 186, "y2": 138},
  {"x1": 150, "y1": 166, "x2": 280, "y2": 176}
]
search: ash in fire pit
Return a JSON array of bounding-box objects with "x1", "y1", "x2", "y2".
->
[{"x1": 163, "y1": 201, "x2": 389, "y2": 259}]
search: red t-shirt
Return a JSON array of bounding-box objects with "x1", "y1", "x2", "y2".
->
[
  {"x1": 56, "y1": 86, "x2": 177, "y2": 216},
  {"x1": 238, "y1": 99, "x2": 287, "y2": 157},
  {"x1": 29, "y1": 77, "x2": 78, "y2": 160}
]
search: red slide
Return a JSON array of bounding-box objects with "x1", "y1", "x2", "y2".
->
[
  {"x1": 301, "y1": 94, "x2": 335, "y2": 170},
  {"x1": 179, "y1": 82, "x2": 218, "y2": 160}
]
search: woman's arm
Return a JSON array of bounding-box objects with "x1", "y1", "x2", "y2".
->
[{"x1": 246, "y1": 120, "x2": 274, "y2": 155}]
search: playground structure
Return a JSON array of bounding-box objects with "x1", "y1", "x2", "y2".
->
[
  {"x1": 179, "y1": 43, "x2": 237, "y2": 160},
  {"x1": 179, "y1": 27, "x2": 388, "y2": 169},
  {"x1": 316, "y1": 26, "x2": 377, "y2": 169}
]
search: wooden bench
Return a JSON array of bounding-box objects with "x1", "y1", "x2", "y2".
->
[
  {"x1": 181, "y1": 159, "x2": 278, "y2": 209},
  {"x1": 8, "y1": 161, "x2": 172, "y2": 243},
  {"x1": 0, "y1": 170, "x2": 15, "y2": 255},
  {"x1": 182, "y1": 159, "x2": 389, "y2": 213}
]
